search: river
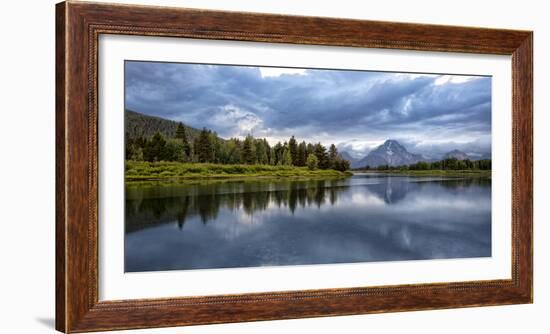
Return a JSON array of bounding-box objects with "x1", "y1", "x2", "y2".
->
[{"x1": 124, "y1": 173, "x2": 491, "y2": 272}]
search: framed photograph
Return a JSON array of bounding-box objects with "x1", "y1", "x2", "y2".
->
[{"x1": 56, "y1": 1, "x2": 532, "y2": 332}]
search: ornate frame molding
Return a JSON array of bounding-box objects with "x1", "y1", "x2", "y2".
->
[{"x1": 56, "y1": 1, "x2": 532, "y2": 332}]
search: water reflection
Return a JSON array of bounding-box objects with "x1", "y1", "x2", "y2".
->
[{"x1": 125, "y1": 175, "x2": 491, "y2": 272}]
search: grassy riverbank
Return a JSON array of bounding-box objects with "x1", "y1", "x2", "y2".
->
[
  {"x1": 355, "y1": 169, "x2": 491, "y2": 177},
  {"x1": 125, "y1": 161, "x2": 353, "y2": 182}
]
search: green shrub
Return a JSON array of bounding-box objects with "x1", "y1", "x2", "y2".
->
[
  {"x1": 126, "y1": 169, "x2": 138, "y2": 176},
  {"x1": 306, "y1": 154, "x2": 319, "y2": 170}
]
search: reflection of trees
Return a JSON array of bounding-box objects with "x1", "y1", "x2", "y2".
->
[
  {"x1": 288, "y1": 183, "x2": 298, "y2": 214},
  {"x1": 125, "y1": 180, "x2": 349, "y2": 232},
  {"x1": 437, "y1": 177, "x2": 491, "y2": 189},
  {"x1": 125, "y1": 177, "x2": 492, "y2": 233},
  {"x1": 196, "y1": 193, "x2": 221, "y2": 224},
  {"x1": 241, "y1": 190, "x2": 270, "y2": 215},
  {"x1": 176, "y1": 196, "x2": 189, "y2": 229}
]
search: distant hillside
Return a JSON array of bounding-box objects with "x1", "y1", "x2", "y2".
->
[
  {"x1": 125, "y1": 109, "x2": 203, "y2": 141},
  {"x1": 443, "y1": 149, "x2": 491, "y2": 161},
  {"x1": 443, "y1": 149, "x2": 470, "y2": 160}
]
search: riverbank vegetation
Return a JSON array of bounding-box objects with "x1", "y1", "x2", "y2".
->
[
  {"x1": 357, "y1": 157, "x2": 491, "y2": 172},
  {"x1": 125, "y1": 161, "x2": 352, "y2": 182},
  {"x1": 125, "y1": 123, "x2": 352, "y2": 181},
  {"x1": 355, "y1": 157, "x2": 491, "y2": 177}
]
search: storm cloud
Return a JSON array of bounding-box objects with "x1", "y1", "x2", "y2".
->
[{"x1": 125, "y1": 61, "x2": 491, "y2": 158}]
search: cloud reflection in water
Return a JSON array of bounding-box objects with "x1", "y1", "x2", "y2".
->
[{"x1": 125, "y1": 175, "x2": 491, "y2": 272}]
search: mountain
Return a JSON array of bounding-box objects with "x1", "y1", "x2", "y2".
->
[
  {"x1": 464, "y1": 152, "x2": 491, "y2": 161},
  {"x1": 339, "y1": 151, "x2": 359, "y2": 167},
  {"x1": 355, "y1": 140, "x2": 424, "y2": 168},
  {"x1": 443, "y1": 149, "x2": 491, "y2": 161},
  {"x1": 125, "y1": 109, "x2": 202, "y2": 141},
  {"x1": 443, "y1": 149, "x2": 470, "y2": 160},
  {"x1": 480, "y1": 152, "x2": 492, "y2": 160}
]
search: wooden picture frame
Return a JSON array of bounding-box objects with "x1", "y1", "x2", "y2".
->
[{"x1": 56, "y1": 1, "x2": 533, "y2": 332}]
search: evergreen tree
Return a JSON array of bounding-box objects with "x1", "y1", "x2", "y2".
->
[
  {"x1": 328, "y1": 144, "x2": 338, "y2": 168},
  {"x1": 143, "y1": 132, "x2": 167, "y2": 162},
  {"x1": 192, "y1": 137, "x2": 199, "y2": 162},
  {"x1": 134, "y1": 135, "x2": 147, "y2": 150},
  {"x1": 333, "y1": 157, "x2": 350, "y2": 171},
  {"x1": 225, "y1": 138, "x2": 242, "y2": 164},
  {"x1": 242, "y1": 135, "x2": 256, "y2": 164},
  {"x1": 306, "y1": 143, "x2": 315, "y2": 156},
  {"x1": 341, "y1": 158, "x2": 350, "y2": 171},
  {"x1": 296, "y1": 141, "x2": 307, "y2": 166},
  {"x1": 195, "y1": 128, "x2": 214, "y2": 162},
  {"x1": 263, "y1": 139, "x2": 272, "y2": 164},
  {"x1": 269, "y1": 147, "x2": 276, "y2": 165},
  {"x1": 314, "y1": 143, "x2": 329, "y2": 169},
  {"x1": 175, "y1": 122, "x2": 191, "y2": 159},
  {"x1": 478, "y1": 159, "x2": 491, "y2": 170},
  {"x1": 164, "y1": 140, "x2": 185, "y2": 162},
  {"x1": 210, "y1": 132, "x2": 221, "y2": 163},
  {"x1": 255, "y1": 139, "x2": 268, "y2": 164},
  {"x1": 288, "y1": 136, "x2": 298, "y2": 166},
  {"x1": 125, "y1": 134, "x2": 135, "y2": 160},
  {"x1": 175, "y1": 122, "x2": 186, "y2": 140},
  {"x1": 126, "y1": 133, "x2": 149, "y2": 161},
  {"x1": 127, "y1": 127, "x2": 370, "y2": 171},
  {"x1": 273, "y1": 142, "x2": 284, "y2": 165},
  {"x1": 281, "y1": 148, "x2": 293, "y2": 166}
]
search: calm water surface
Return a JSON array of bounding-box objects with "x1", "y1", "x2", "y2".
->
[{"x1": 125, "y1": 173, "x2": 491, "y2": 272}]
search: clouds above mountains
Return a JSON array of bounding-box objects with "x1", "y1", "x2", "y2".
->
[{"x1": 125, "y1": 61, "x2": 491, "y2": 157}]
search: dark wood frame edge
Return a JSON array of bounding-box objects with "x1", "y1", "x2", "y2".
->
[{"x1": 56, "y1": 1, "x2": 533, "y2": 332}]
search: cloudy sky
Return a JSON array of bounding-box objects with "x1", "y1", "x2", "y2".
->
[{"x1": 125, "y1": 61, "x2": 491, "y2": 159}]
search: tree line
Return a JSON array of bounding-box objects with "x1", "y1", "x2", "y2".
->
[
  {"x1": 125, "y1": 123, "x2": 351, "y2": 171},
  {"x1": 363, "y1": 157, "x2": 491, "y2": 171},
  {"x1": 127, "y1": 178, "x2": 348, "y2": 230}
]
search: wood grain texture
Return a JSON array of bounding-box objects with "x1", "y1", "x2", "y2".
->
[
  {"x1": 55, "y1": 2, "x2": 67, "y2": 332},
  {"x1": 55, "y1": 1, "x2": 533, "y2": 332}
]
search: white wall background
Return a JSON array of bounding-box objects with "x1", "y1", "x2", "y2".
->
[{"x1": 0, "y1": 0, "x2": 546, "y2": 333}]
